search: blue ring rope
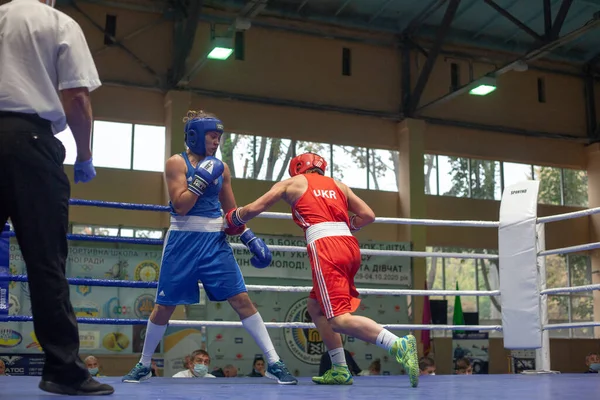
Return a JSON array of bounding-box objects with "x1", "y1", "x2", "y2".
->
[
  {"x1": 0, "y1": 231, "x2": 163, "y2": 245},
  {"x1": 1, "y1": 315, "x2": 148, "y2": 325},
  {"x1": 0, "y1": 275, "x2": 158, "y2": 288},
  {"x1": 69, "y1": 198, "x2": 170, "y2": 212}
]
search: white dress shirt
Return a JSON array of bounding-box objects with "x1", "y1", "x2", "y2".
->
[{"x1": 0, "y1": 0, "x2": 101, "y2": 133}]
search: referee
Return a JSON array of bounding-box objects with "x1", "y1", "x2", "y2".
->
[{"x1": 0, "y1": 0, "x2": 113, "y2": 396}]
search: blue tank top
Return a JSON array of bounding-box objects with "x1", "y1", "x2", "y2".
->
[{"x1": 169, "y1": 152, "x2": 223, "y2": 218}]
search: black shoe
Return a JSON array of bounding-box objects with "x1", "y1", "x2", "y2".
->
[{"x1": 39, "y1": 376, "x2": 114, "y2": 396}]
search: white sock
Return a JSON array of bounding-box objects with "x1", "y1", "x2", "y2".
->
[
  {"x1": 241, "y1": 312, "x2": 279, "y2": 365},
  {"x1": 376, "y1": 329, "x2": 400, "y2": 352},
  {"x1": 139, "y1": 320, "x2": 168, "y2": 367},
  {"x1": 329, "y1": 347, "x2": 347, "y2": 367}
]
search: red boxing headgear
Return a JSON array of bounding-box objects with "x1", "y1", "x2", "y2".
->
[{"x1": 288, "y1": 152, "x2": 327, "y2": 177}]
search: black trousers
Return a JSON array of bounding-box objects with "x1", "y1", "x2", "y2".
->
[{"x1": 0, "y1": 112, "x2": 88, "y2": 384}]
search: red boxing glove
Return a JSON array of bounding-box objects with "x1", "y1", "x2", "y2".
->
[{"x1": 225, "y1": 208, "x2": 246, "y2": 236}]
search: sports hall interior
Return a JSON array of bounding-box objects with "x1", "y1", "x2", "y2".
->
[{"x1": 6, "y1": 0, "x2": 600, "y2": 377}]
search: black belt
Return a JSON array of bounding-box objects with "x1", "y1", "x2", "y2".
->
[{"x1": 0, "y1": 111, "x2": 52, "y2": 134}]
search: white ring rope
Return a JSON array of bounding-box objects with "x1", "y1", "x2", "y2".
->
[
  {"x1": 229, "y1": 243, "x2": 498, "y2": 260},
  {"x1": 540, "y1": 283, "x2": 600, "y2": 295},
  {"x1": 145, "y1": 320, "x2": 504, "y2": 331},
  {"x1": 543, "y1": 321, "x2": 600, "y2": 330},
  {"x1": 537, "y1": 242, "x2": 600, "y2": 257},
  {"x1": 257, "y1": 212, "x2": 499, "y2": 228},
  {"x1": 537, "y1": 206, "x2": 600, "y2": 224},
  {"x1": 200, "y1": 283, "x2": 501, "y2": 297}
]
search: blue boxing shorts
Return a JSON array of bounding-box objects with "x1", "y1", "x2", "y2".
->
[{"x1": 155, "y1": 215, "x2": 246, "y2": 305}]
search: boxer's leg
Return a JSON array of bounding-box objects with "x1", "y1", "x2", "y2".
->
[
  {"x1": 199, "y1": 232, "x2": 298, "y2": 385},
  {"x1": 314, "y1": 237, "x2": 419, "y2": 388},
  {"x1": 123, "y1": 230, "x2": 199, "y2": 383}
]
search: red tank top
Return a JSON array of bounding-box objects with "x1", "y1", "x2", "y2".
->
[{"x1": 291, "y1": 174, "x2": 350, "y2": 231}]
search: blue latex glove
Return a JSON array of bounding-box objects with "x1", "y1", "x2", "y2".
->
[{"x1": 74, "y1": 158, "x2": 96, "y2": 183}]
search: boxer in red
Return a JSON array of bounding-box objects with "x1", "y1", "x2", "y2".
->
[{"x1": 225, "y1": 152, "x2": 419, "y2": 388}]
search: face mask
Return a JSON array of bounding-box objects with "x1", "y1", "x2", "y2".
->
[
  {"x1": 193, "y1": 363, "x2": 208, "y2": 377},
  {"x1": 590, "y1": 363, "x2": 600, "y2": 371},
  {"x1": 88, "y1": 367, "x2": 99, "y2": 376}
]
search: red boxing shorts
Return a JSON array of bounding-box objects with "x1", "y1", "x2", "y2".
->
[{"x1": 307, "y1": 236, "x2": 362, "y2": 319}]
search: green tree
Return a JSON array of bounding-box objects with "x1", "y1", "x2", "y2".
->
[
  {"x1": 436, "y1": 159, "x2": 590, "y2": 324},
  {"x1": 432, "y1": 157, "x2": 502, "y2": 316},
  {"x1": 535, "y1": 166, "x2": 591, "y2": 327},
  {"x1": 535, "y1": 166, "x2": 588, "y2": 207},
  {"x1": 444, "y1": 157, "x2": 498, "y2": 199}
]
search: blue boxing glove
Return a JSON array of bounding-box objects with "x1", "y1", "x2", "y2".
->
[
  {"x1": 188, "y1": 156, "x2": 224, "y2": 196},
  {"x1": 74, "y1": 157, "x2": 96, "y2": 184},
  {"x1": 240, "y1": 228, "x2": 272, "y2": 269}
]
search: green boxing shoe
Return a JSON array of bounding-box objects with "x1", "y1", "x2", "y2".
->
[
  {"x1": 390, "y1": 335, "x2": 419, "y2": 388},
  {"x1": 312, "y1": 364, "x2": 353, "y2": 385}
]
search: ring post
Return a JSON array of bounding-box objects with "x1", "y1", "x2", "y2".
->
[
  {"x1": 498, "y1": 181, "x2": 542, "y2": 353},
  {"x1": 536, "y1": 222, "x2": 551, "y2": 371}
]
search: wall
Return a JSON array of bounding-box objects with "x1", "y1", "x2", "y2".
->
[
  {"x1": 418, "y1": 55, "x2": 587, "y2": 137},
  {"x1": 43, "y1": 2, "x2": 597, "y2": 354},
  {"x1": 55, "y1": 1, "x2": 591, "y2": 248}
]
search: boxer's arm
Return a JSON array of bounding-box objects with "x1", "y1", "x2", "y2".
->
[
  {"x1": 339, "y1": 181, "x2": 376, "y2": 229},
  {"x1": 237, "y1": 180, "x2": 289, "y2": 222},
  {"x1": 165, "y1": 156, "x2": 197, "y2": 216},
  {"x1": 218, "y1": 163, "x2": 237, "y2": 212}
]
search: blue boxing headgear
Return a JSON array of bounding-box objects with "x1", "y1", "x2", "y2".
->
[{"x1": 184, "y1": 117, "x2": 224, "y2": 156}]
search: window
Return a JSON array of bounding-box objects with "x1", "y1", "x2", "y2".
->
[
  {"x1": 469, "y1": 159, "x2": 501, "y2": 200},
  {"x1": 426, "y1": 248, "x2": 591, "y2": 339},
  {"x1": 135, "y1": 229, "x2": 163, "y2": 239},
  {"x1": 424, "y1": 155, "x2": 438, "y2": 195},
  {"x1": 426, "y1": 247, "x2": 501, "y2": 338},
  {"x1": 55, "y1": 126, "x2": 77, "y2": 165},
  {"x1": 92, "y1": 121, "x2": 133, "y2": 169},
  {"x1": 133, "y1": 124, "x2": 166, "y2": 172},
  {"x1": 296, "y1": 141, "x2": 332, "y2": 176},
  {"x1": 216, "y1": 133, "x2": 254, "y2": 179},
  {"x1": 254, "y1": 137, "x2": 294, "y2": 182},
  {"x1": 437, "y1": 156, "x2": 469, "y2": 197},
  {"x1": 368, "y1": 149, "x2": 399, "y2": 192},
  {"x1": 426, "y1": 155, "x2": 588, "y2": 207},
  {"x1": 502, "y1": 162, "x2": 532, "y2": 189},
  {"x1": 120, "y1": 229, "x2": 134, "y2": 237},
  {"x1": 70, "y1": 224, "x2": 164, "y2": 239},
  {"x1": 56, "y1": 120, "x2": 167, "y2": 171},
  {"x1": 332, "y1": 145, "x2": 367, "y2": 189},
  {"x1": 563, "y1": 169, "x2": 588, "y2": 207},
  {"x1": 534, "y1": 165, "x2": 563, "y2": 205}
]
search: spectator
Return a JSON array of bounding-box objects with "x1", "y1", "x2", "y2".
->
[
  {"x1": 212, "y1": 364, "x2": 238, "y2": 377},
  {"x1": 585, "y1": 353, "x2": 600, "y2": 373},
  {"x1": 419, "y1": 356, "x2": 436, "y2": 375},
  {"x1": 358, "y1": 359, "x2": 381, "y2": 376},
  {"x1": 247, "y1": 357, "x2": 265, "y2": 377},
  {"x1": 173, "y1": 350, "x2": 215, "y2": 378},
  {"x1": 455, "y1": 358, "x2": 472, "y2": 375},
  {"x1": 83, "y1": 356, "x2": 103, "y2": 377}
]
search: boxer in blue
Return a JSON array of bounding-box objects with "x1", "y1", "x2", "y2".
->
[{"x1": 122, "y1": 110, "x2": 297, "y2": 385}]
